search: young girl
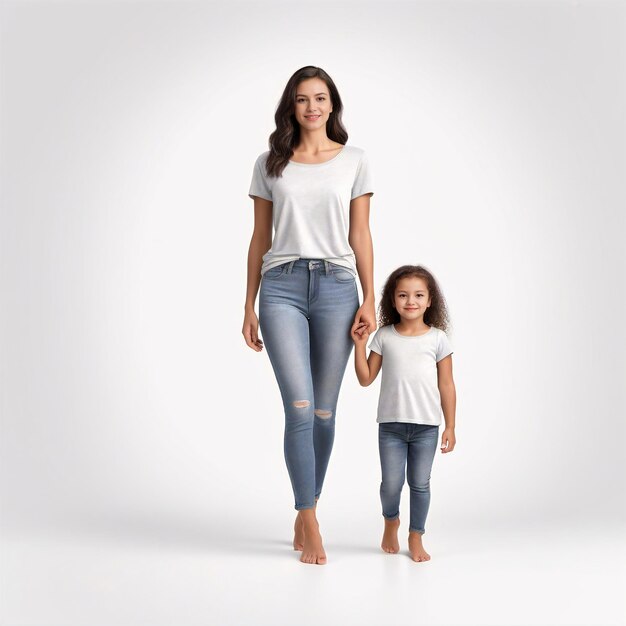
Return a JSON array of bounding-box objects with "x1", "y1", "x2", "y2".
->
[{"x1": 351, "y1": 264, "x2": 456, "y2": 562}]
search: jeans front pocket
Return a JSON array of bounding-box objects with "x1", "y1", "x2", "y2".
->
[
  {"x1": 330, "y1": 264, "x2": 356, "y2": 283},
  {"x1": 262, "y1": 263, "x2": 286, "y2": 280}
]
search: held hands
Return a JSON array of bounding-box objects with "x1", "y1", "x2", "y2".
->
[
  {"x1": 350, "y1": 321, "x2": 370, "y2": 344},
  {"x1": 242, "y1": 309, "x2": 264, "y2": 352},
  {"x1": 440, "y1": 428, "x2": 456, "y2": 453},
  {"x1": 352, "y1": 300, "x2": 377, "y2": 344}
]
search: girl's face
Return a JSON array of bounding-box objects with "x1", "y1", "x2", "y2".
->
[
  {"x1": 393, "y1": 276, "x2": 431, "y2": 322},
  {"x1": 293, "y1": 78, "x2": 333, "y2": 130}
]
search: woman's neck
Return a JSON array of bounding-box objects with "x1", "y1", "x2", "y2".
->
[{"x1": 296, "y1": 129, "x2": 336, "y2": 154}]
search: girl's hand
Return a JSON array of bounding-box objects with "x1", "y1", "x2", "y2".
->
[
  {"x1": 440, "y1": 428, "x2": 456, "y2": 453},
  {"x1": 351, "y1": 321, "x2": 370, "y2": 344},
  {"x1": 242, "y1": 309, "x2": 264, "y2": 352},
  {"x1": 354, "y1": 299, "x2": 377, "y2": 336}
]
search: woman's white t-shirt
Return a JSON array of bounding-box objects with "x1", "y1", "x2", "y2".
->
[
  {"x1": 248, "y1": 145, "x2": 374, "y2": 276},
  {"x1": 368, "y1": 325, "x2": 454, "y2": 426}
]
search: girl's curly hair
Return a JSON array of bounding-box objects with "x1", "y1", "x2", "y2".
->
[{"x1": 378, "y1": 265, "x2": 451, "y2": 333}]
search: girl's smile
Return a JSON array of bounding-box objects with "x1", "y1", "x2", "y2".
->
[{"x1": 394, "y1": 276, "x2": 432, "y2": 325}]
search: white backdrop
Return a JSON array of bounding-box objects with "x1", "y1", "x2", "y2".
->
[{"x1": 2, "y1": 2, "x2": 624, "y2": 625}]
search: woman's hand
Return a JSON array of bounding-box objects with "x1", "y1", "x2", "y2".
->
[
  {"x1": 440, "y1": 428, "x2": 456, "y2": 453},
  {"x1": 353, "y1": 299, "x2": 377, "y2": 337},
  {"x1": 242, "y1": 309, "x2": 264, "y2": 352}
]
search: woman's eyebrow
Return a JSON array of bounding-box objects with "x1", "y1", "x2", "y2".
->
[{"x1": 295, "y1": 92, "x2": 328, "y2": 97}]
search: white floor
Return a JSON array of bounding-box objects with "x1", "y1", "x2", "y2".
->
[{"x1": 2, "y1": 515, "x2": 624, "y2": 626}]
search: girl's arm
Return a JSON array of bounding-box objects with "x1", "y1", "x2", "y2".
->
[
  {"x1": 351, "y1": 322, "x2": 382, "y2": 386},
  {"x1": 437, "y1": 355, "x2": 456, "y2": 452},
  {"x1": 242, "y1": 196, "x2": 273, "y2": 351},
  {"x1": 348, "y1": 195, "x2": 376, "y2": 332}
]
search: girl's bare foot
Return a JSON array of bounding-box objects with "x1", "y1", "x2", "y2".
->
[
  {"x1": 293, "y1": 498, "x2": 317, "y2": 551},
  {"x1": 381, "y1": 517, "x2": 400, "y2": 553},
  {"x1": 299, "y1": 509, "x2": 326, "y2": 565},
  {"x1": 408, "y1": 531, "x2": 431, "y2": 562}
]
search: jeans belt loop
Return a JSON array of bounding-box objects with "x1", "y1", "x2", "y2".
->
[
  {"x1": 287, "y1": 260, "x2": 296, "y2": 274},
  {"x1": 324, "y1": 260, "x2": 330, "y2": 275}
]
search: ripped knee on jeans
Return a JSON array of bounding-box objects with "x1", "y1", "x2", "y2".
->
[
  {"x1": 292, "y1": 400, "x2": 311, "y2": 409},
  {"x1": 314, "y1": 409, "x2": 333, "y2": 419}
]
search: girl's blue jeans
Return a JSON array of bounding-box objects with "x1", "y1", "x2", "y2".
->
[
  {"x1": 258, "y1": 259, "x2": 359, "y2": 510},
  {"x1": 378, "y1": 422, "x2": 439, "y2": 534}
]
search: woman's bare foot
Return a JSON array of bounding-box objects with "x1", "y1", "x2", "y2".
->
[
  {"x1": 293, "y1": 498, "x2": 317, "y2": 551},
  {"x1": 299, "y1": 508, "x2": 326, "y2": 565},
  {"x1": 381, "y1": 517, "x2": 400, "y2": 553},
  {"x1": 408, "y1": 531, "x2": 431, "y2": 562},
  {"x1": 293, "y1": 513, "x2": 305, "y2": 551}
]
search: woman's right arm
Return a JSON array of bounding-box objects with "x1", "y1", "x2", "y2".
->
[{"x1": 242, "y1": 196, "x2": 273, "y2": 351}]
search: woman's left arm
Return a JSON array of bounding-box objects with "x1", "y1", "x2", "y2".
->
[{"x1": 349, "y1": 193, "x2": 377, "y2": 333}]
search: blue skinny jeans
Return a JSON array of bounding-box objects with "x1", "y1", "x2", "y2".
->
[
  {"x1": 378, "y1": 422, "x2": 439, "y2": 534},
  {"x1": 258, "y1": 258, "x2": 359, "y2": 510}
]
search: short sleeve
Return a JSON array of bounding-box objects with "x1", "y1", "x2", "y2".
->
[
  {"x1": 351, "y1": 151, "x2": 374, "y2": 200},
  {"x1": 248, "y1": 154, "x2": 272, "y2": 201},
  {"x1": 436, "y1": 330, "x2": 454, "y2": 362},
  {"x1": 368, "y1": 328, "x2": 384, "y2": 355}
]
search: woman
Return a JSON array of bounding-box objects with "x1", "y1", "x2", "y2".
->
[{"x1": 242, "y1": 66, "x2": 375, "y2": 565}]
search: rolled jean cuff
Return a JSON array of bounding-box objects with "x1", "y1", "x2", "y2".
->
[
  {"x1": 295, "y1": 502, "x2": 316, "y2": 511},
  {"x1": 382, "y1": 512, "x2": 400, "y2": 521},
  {"x1": 409, "y1": 527, "x2": 425, "y2": 535}
]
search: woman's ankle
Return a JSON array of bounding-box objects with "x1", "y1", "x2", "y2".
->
[{"x1": 299, "y1": 508, "x2": 319, "y2": 526}]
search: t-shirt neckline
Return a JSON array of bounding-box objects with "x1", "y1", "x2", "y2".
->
[
  {"x1": 288, "y1": 146, "x2": 346, "y2": 166},
  {"x1": 391, "y1": 324, "x2": 434, "y2": 338}
]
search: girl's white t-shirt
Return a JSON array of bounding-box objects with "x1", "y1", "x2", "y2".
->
[
  {"x1": 368, "y1": 325, "x2": 454, "y2": 425},
  {"x1": 248, "y1": 145, "x2": 374, "y2": 276}
]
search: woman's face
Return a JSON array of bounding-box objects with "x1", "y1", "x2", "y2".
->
[{"x1": 293, "y1": 78, "x2": 333, "y2": 130}]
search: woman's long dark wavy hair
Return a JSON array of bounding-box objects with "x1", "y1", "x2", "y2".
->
[
  {"x1": 378, "y1": 265, "x2": 451, "y2": 334},
  {"x1": 265, "y1": 66, "x2": 348, "y2": 178}
]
